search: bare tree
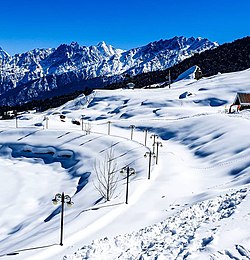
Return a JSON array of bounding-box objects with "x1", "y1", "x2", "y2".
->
[{"x1": 94, "y1": 147, "x2": 118, "y2": 201}]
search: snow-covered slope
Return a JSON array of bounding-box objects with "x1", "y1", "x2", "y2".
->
[
  {"x1": 0, "y1": 68, "x2": 250, "y2": 259},
  {"x1": 0, "y1": 37, "x2": 218, "y2": 106}
]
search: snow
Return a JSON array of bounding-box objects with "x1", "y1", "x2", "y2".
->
[{"x1": 0, "y1": 68, "x2": 250, "y2": 259}]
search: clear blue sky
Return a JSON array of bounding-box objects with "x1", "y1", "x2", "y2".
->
[{"x1": 1, "y1": 0, "x2": 249, "y2": 55}]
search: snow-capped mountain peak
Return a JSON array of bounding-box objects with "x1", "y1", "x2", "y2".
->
[
  {"x1": 0, "y1": 36, "x2": 218, "y2": 105},
  {"x1": 0, "y1": 47, "x2": 10, "y2": 61},
  {"x1": 97, "y1": 40, "x2": 108, "y2": 48},
  {"x1": 96, "y1": 41, "x2": 124, "y2": 56}
]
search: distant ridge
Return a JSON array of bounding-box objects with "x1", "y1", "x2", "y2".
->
[{"x1": 0, "y1": 36, "x2": 217, "y2": 106}]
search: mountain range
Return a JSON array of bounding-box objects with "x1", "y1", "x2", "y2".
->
[{"x1": 0, "y1": 36, "x2": 218, "y2": 106}]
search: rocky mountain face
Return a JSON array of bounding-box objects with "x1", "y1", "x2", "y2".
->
[{"x1": 0, "y1": 36, "x2": 218, "y2": 106}]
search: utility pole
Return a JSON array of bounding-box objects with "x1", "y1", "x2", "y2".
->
[
  {"x1": 144, "y1": 151, "x2": 156, "y2": 179},
  {"x1": 168, "y1": 70, "x2": 171, "y2": 88},
  {"x1": 81, "y1": 115, "x2": 84, "y2": 131},
  {"x1": 44, "y1": 116, "x2": 49, "y2": 129},
  {"x1": 150, "y1": 134, "x2": 158, "y2": 153},
  {"x1": 120, "y1": 166, "x2": 135, "y2": 204},
  {"x1": 15, "y1": 116, "x2": 18, "y2": 128},
  {"x1": 154, "y1": 141, "x2": 163, "y2": 164},
  {"x1": 144, "y1": 128, "x2": 148, "y2": 146},
  {"x1": 52, "y1": 192, "x2": 73, "y2": 246},
  {"x1": 130, "y1": 125, "x2": 135, "y2": 140},
  {"x1": 107, "y1": 121, "x2": 111, "y2": 135},
  {"x1": 60, "y1": 193, "x2": 65, "y2": 246}
]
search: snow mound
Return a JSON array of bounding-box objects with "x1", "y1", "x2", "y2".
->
[
  {"x1": 179, "y1": 91, "x2": 195, "y2": 99},
  {"x1": 54, "y1": 93, "x2": 90, "y2": 111},
  {"x1": 64, "y1": 188, "x2": 248, "y2": 259}
]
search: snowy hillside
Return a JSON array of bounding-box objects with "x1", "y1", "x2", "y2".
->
[
  {"x1": 0, "y1": 37, "x2": 218, "y2": 106},
  {"x1": 0, "y1": 68, "x2": 250, "y2": 259}
]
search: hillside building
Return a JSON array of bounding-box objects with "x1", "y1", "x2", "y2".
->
[{"x1": 229, "y1": 93, "x2": 250, "y2": 113}]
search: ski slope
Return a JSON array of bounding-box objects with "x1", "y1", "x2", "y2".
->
[{"x1": 0, "y1": 68, "x2": 250, "y2": 259}]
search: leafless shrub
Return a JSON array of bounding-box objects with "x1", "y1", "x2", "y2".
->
[{"x1": 93, "y1": 147, "x2": 118, "y2": 201}]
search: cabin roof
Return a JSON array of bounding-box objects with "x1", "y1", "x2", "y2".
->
[{"x1": 233, "y1": 93, "x2": 250, "y2": 105}]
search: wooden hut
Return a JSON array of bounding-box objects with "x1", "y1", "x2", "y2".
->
[{"x1": 229, "y1": 93, "x2": 250, "y2": 113}]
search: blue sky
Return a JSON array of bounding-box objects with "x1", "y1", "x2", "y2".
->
[{"x1": 1, "y1": 0, "x2": 249, "y2": 55}]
